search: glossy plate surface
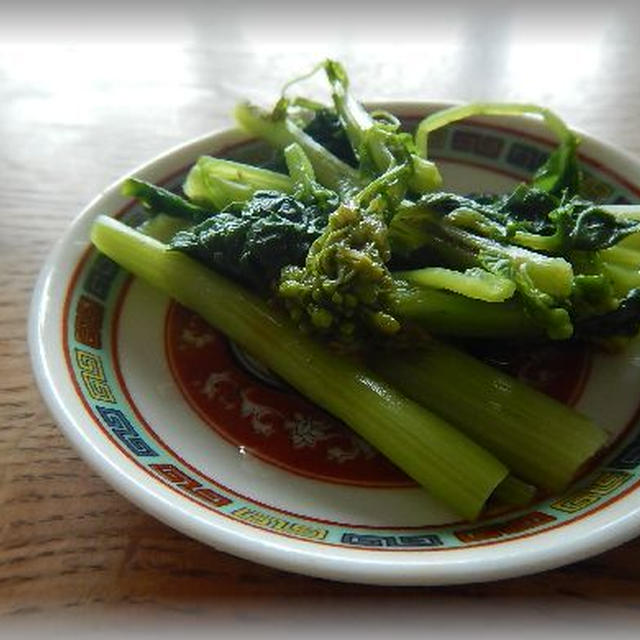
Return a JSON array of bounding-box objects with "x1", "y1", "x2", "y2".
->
[{"x1": 29, "y1": 103, "x2": 640, "y2": 585}]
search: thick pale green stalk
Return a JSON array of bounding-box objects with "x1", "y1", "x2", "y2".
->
[
  {"x1": 184, "y1": 171, "x2": 253, "y2": 210},
  {"x1": 611, "y1": 231, "x2": 640, "y2": 253},
  {"x1": 324, "y1": 60, "x2": 395, "y2": 171},
  {"x1": 184, "y1": 156, "x2": 294, "y2": 209},
  {"x1": 602, "y1": 262, "x2": 640, "y2": 296},
  {"x1": 586, "y1": 207, "x2": 640, "y2": 295},
  {"x1": 234, "y1": 102, "x2": 363, "y2": 197},
  {"x1": 189, "y1": 156, "x2": 293, "y2": 190},
  {"x1": 284, "y1": 143, "x2": 315, "y2": 185},
  {"x1": 439, "y1": 223, "x2": 574, "y2": 299},
  {"x1": 139, "y1": 214, "x2": 190, "y2": 243},
  {"x1": 492, "y1": 475, "x2": 537, "y2": 506},
  {"x1": 394, "y1": 267, "x2": 516, "y2": 302},
  {"x1": 91, "y1": 215, "x2": 511, "y2": 520},
  {"x1": 369, "y1": 341, "x2": 609, "y2": 492},
  {"x1": 390, "y1": 283, "x2": 540, "y2": 338},
  {"x1": 601, "y1": 245, "x2": 640, "y2": 271},
  {"x1": 389, "y1": 203, "x2": 574, "y2": 299}
]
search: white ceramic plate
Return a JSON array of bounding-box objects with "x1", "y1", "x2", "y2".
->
[{"x1": 29, "y1": 103, "x2": 640, "y2": 585}]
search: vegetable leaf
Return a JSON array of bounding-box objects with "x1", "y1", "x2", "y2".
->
[
  {"x1": 415, "y1": 101, "x2": 581, "y2": 197},
  {"x1": 302, "y1": 108, "x2": 358, "y2": 167},
  {"x1": 170, "y1": 191, "x2": 330, "y2": 290},
  {"x1": 531, "y1": 128, "x2": 581, "y2": 197},
  {"x1": 575, "y1": 288, "x2": 640, "y2": 339}
]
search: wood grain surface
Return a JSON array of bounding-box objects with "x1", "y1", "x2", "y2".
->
[{"x1": 2, "y1": 3, "x2": 640, "y2": 636}]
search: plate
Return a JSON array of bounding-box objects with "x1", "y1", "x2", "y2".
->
[{"x1": 29, "y1": 103, "x2": 640, "y2": 585}]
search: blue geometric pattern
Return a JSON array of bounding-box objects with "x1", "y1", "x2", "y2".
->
[{"x1": 95, "y1": 405, "x2": 158, "y2": 457}]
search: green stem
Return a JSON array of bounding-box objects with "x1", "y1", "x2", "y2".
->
[
  {"x1": 122, "y1": 178, "x2": 212, "y2": 222},
  {"x1": 394, "y1": 267, "x2": 516, "y2": 302},
  {"x1": 138, "y1": 214, "x2": 190, "y2": 243},
  {"x1": 192, "y1": 155, "x2": 293, "y2": 190},
  {"x1": 602, "y1": 261, "x2": 640, "y2": 296},
  {"x1": 390, "y1": 205, "x2": 574, "y2": 298},
  {"x1": 492, "y1": 475, "x2": 537, "y2": 506},
  {"x1": 284, "y1": 143, "x2": 316, "y2": 186},
  {"x1": 442, "y1": 223, "x2": 574, "y2": 298},
  {"x1": 390, "y1": 282, "x2": 541, "y2": 338},
  {"x1": 234, "y1": 102, "x2": 363, "y2": 198},
  {"x1": 324, "y1": 60, "x2": 441, "y2": 194},
  {"x1": 600, "y1": 245, "x2": 640, "y2": 270},
  {"x1": 324, "y1": 60, "x2": 395, "y2": 171},
  {"x1": 183, "y1": 157, "x2": 294, "y2": 210},
  {"x1": 368, "y1": 340, "x2": 608, "y2": 492},
  {"x1": 416, "y1": 102, "x2": 570, "y2": 159}
]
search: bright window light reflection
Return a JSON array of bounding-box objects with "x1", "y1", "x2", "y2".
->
[
  {"x1": 505, "y1": 35, "x2": 606, "y2": 98},
  {"x1": 3, "y1": 43, "x2": 193, "y2": 126},
  {"x1": 235, "y1": 36, "x2": 465, "y2": 103}
]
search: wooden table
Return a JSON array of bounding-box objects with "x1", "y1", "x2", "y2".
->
[{"x1": 3, "y1": 4, "x2": 640, "y2": 636}]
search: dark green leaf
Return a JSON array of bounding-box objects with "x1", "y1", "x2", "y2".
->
[
  {"x1": 575, "y1": 288, "x2": 640, "y2": 339},
  {"x1": 568, "y1": 206, "x2": 640, "y2": 250},
  {"x1": 303, "y1": 108, "x2": 358, "y2": 167},
  {"x1": 531, "y1": 130, "x2": 581, "y2": 197},
  {"x1": 169, "y1": 191, "x2": 330, "y2": 291}
]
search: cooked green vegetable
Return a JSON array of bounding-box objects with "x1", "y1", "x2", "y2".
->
[
  {"x1": 415, "y1": 102, "x2": 582, "y2": 197},
  {"x1": 302, "y1": 107, "x2": 358, "y2": 166},
  {"x1": 277, "y1": 165, "x2": 408, "y2": 340},
  {"x1": 169, "y1": 191, "x2": 331, "y2": 291},
  {"x1": 389, "y1": 283, "x2": 541, "y2": 338},
  {"x1": 91, "y1": 215, "x2": 513, "y2": 521},
  {"x1": 322, "y1": 59, "x2": 442, "y2": 195},
  {"x1": 90, "y1": 59, "x2": 640, "y2": 520},
  {"x1": 234, "y1": 101, "x2": 363, "y2": 198},
  {"x1": 184, "y1": 156, "x2": 294, "y2": 210},
  {"x1": 368, "y1": 341, "x2": 608, "y2": 492},
  {"x1": 396, "y1": 186, "x2": 640, "y2": 254},
  {"x1": 122, "y1": 178, "x2": 213, "y2": 224},
  {"x1": 389, "y1": 198, "x2": 576, "y2": 339},
  {"x1": 127, "y1": 145, "x2": 340, "y2": 292},
  {"x1": 388, "y1": 191, "x2": 640, "y2": 340},
  {"x1": 393, "y1": 266, "x2": 516, "y2": 302}
]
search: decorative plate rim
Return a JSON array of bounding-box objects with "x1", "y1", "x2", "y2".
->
[{"x1": 28, "y1": 101, "x2": 640, "y2": 586}]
